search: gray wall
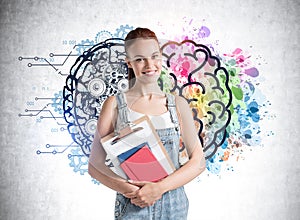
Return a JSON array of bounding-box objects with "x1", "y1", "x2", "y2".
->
[{"x1": 0, "y1": 0, "x2": 299, "y2": 219}]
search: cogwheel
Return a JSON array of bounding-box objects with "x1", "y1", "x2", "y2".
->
[
  {"x1": 114, "y1": 24, "x2": 134, "y2": 39},
  {"x1": 76, "y1": 39, "x2": 95, "y2": 55},
  {"x1": 84, "y1": 118, "x2": 97, "y2": 135},
  {"x1": 68, "y1": 148, "x2": 88, "y2": 175},
  {"x1": 117, "y1": 78, "x2": 129, "y2": 92},
  {"x1": 51, "y1": 91, "x2": 63, "y2": 115},
  {"x1": 88, "y1": 78, "x2": 106, "y2": 97},
  {"x1": 95, "y1": 30, "x2": 113, "y2": 43}
]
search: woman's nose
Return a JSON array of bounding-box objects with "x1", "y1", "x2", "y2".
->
[{"x1": 144, "y1": 58, "x2": 155, "y2": 67}]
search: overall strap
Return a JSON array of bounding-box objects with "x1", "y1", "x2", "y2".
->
[
  {"x1": 115, "y1": 93, "x2": 131, "y2": 134},
  {"x1": 166, "y1": 93, "x2": 190, "y2": 166},
  {"x1": 166, "y1": 93, "x2": 180, "y2": 131}
]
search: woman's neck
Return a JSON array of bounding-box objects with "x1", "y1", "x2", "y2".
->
[{"x1": 127, "y1": 81, "x2": 164, "y2": 97}]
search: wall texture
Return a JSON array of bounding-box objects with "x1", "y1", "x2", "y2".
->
[{"x1": 0, "y1": 0, "x2": 299, "y2": 219}]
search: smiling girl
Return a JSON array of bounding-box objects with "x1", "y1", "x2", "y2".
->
[{"x1": 88, "y1": 27, "x2": 206, "y2": 220}]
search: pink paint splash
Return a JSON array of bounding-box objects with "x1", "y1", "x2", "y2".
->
[{"x1": 245, "y1": 67, "x2": 259, "y2": 77}]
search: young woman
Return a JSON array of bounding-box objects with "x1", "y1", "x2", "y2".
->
[{"x1": 88, "y1": 27, "x2": 206, "y2": 220}]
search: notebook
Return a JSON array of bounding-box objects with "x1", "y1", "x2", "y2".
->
[
  {"x1": 117, "y1": 142, "x2": 147, "y2": 163},
  {"x1": 101, "y1": 115, "x2": 175, "y2": 179},
  {"x1": 120, "y1": 145, "x2": 168, "y2": 182}
]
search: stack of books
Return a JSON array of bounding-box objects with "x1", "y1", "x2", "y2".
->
[
  {"x1": 101, "y1": 116, "x2": 175, "y2": 182},
  {"x1": 118, "y1": 142, "x2": 168, "y2": 182}
]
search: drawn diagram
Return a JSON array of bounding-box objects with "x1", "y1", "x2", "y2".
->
[{"x1": 18, "y1": 23, "x2": 271, "y2": 178}]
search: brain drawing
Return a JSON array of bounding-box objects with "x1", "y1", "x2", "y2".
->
[
  {"x1": 160, "y1": 40, "x2": 232, "y2": 159},
  {"x1": 63, "y1": 38, "x2": 232, "y2": 159},
  {"x1": 63, "y1": 39, "x2": 128, "y2": 156}
]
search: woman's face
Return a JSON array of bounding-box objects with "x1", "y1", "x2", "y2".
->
[{"x1": 126, "y1": 38, "x2": 162, "y2": 84}]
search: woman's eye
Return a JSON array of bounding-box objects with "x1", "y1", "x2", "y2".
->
[
  {"x1": 152, "y1": 54, "x2": 161, "y2": 60},
  {"x1": 135, "y1": 58, "x2": 143, "y2": 62}
]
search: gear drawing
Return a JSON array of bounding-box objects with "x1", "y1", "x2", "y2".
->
[
  {"x1": 76, "y1": 39, "x2": 95, "y2": 56},
  {"x1": 114, "y1": 24, "x2": 134, "y2": 39},
  {"x1": 51, "y1": 91, "x2": 63, "y2": 115},
  {"x1": 68, "y1": 148, "x2": 88, "y2": 175},
  {"x1": 95, "y1": 30, "x2": 113, "y2": 43}
]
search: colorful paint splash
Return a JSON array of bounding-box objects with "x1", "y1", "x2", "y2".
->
[{"x1": 157, "y1": 18, "x2": 272, "y2": 175}]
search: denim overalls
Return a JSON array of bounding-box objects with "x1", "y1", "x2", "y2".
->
[{"x1": 114, "y1": 93, "x2": 189, "y2": 220}]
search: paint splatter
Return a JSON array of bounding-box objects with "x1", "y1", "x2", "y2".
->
[{"x1": 158, "y1": 18, "x2": 274, "y2": 175}]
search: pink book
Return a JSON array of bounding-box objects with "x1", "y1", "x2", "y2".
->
[{"x1": 120, "y1": 145, "x2": 168, "y2": 182}]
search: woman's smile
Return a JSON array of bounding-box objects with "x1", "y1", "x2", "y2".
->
[{"x1": 142, "y1": 70, "x2": 159, "y2": 76}]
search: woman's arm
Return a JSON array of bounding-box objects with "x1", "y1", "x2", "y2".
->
[
  {"x1": 88, "y1": 96, "x2": 140, "y2": 195},
  {"x1": 125, "y1": 95, "x2": 205, "y2": 207},
  {"x1": 88, "y1": 163, "x2": 139, "y2": 194}
]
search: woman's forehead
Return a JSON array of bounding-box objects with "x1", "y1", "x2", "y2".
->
[{"x1": 126, "y1": 39, "x2": 160, "y2": 56}]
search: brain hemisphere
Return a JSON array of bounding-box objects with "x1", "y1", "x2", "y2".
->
[
  {"x1": 161, "y1": 40, "x2": 232, "y2": 158},
  {"x1": 64, "y1": 40, "x2": 127, "y2": 156}
]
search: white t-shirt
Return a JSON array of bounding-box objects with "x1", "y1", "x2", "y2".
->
[{"x1": 126, "y1": 109, "x2": 175, "y2": 130}]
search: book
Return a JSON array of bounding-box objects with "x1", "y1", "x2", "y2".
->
[
  {"x1": 120, "y1": 145, "x2": 168, "y2": 182},
  {"x1": 117, "y1": 142, "x2": 147, "y2": 163},
  {"x1": 101, "y1": 116, "x2": 175, "y2": 179}
]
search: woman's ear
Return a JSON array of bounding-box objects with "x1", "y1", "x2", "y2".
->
[{"x1": 125, "y1": 58, "x2": 132, "y2": 68}]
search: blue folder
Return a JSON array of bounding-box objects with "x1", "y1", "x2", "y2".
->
[{"x1": 117, "y1": 142, "x2": 149, "y2": 163}]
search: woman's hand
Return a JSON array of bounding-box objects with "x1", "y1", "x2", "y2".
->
[
  {"x1": 122, "y1": 183, "x2": 140, "y2": 198},
  {"x1": 123, "y1": 181, "x2": 165, "y2": 208}
]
